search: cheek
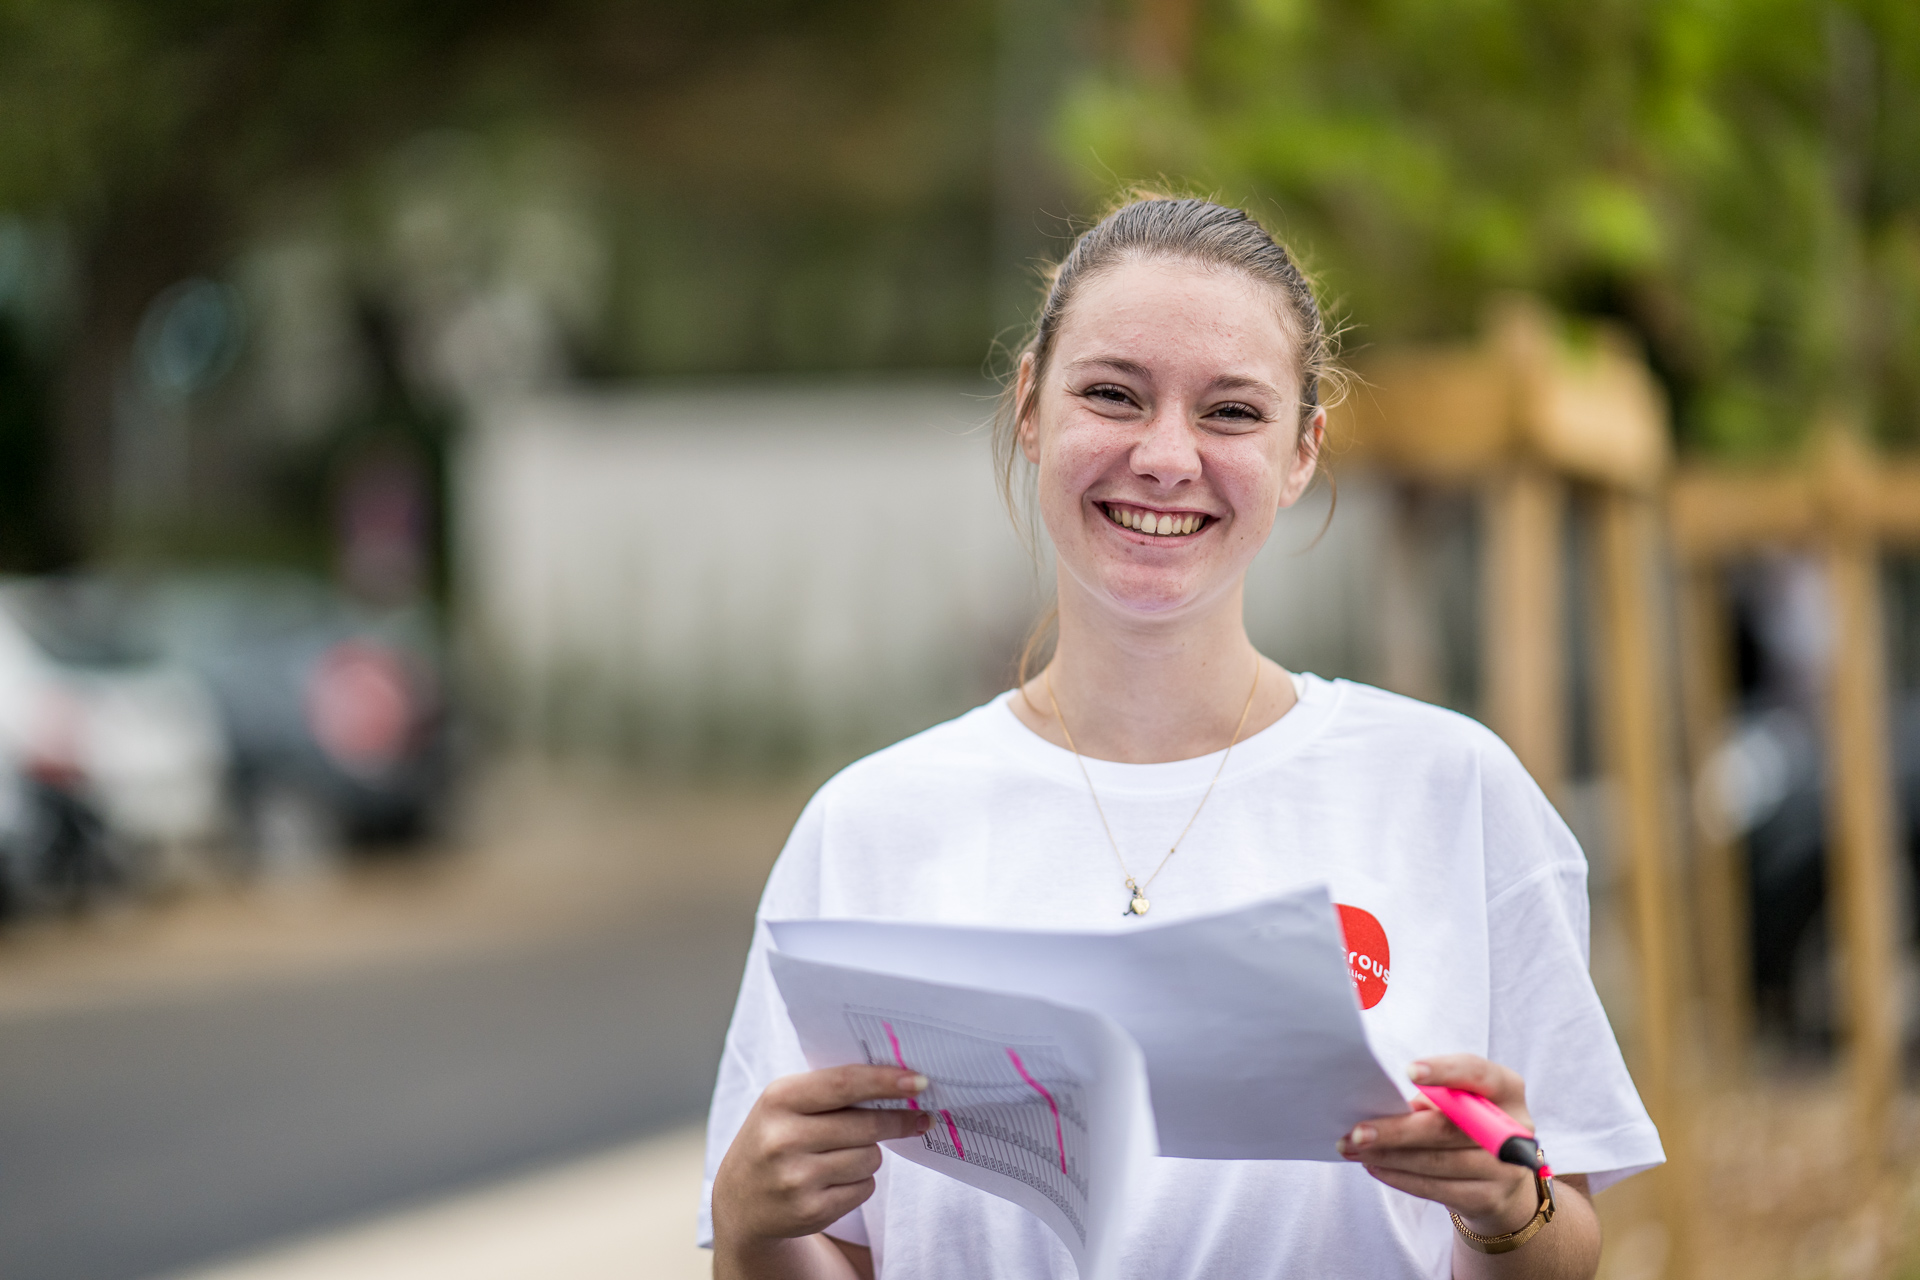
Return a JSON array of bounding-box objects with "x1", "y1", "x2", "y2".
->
[
  {"x1": 1040, "y1": 423, "x2": 1124, "y2": 500},
  {"x1": 1210, "y1": 448, "x2": 1288, "y2": 516}
]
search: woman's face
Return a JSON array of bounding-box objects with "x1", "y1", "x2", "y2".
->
[{"x1": 1019, "y1": 257, "x2": 1323, "y2": 625}]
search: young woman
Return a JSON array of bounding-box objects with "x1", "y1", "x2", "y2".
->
[{"x1": 702, "y1": 197, "x2": 1662, "y2": 1279}]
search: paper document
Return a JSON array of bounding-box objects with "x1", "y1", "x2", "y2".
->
[
  {"x1": 768, "y1": 952, "x2": 1154, "y2": 1280},
  {"x1": 769, "y1": 884, "x2": 1410, "y2": 1160}
]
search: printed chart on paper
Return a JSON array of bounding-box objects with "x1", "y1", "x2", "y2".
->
[{"x1": 845, "y1": 1008, "x2": 1092, "y2": 1241}]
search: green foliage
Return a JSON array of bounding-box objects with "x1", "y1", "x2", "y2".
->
[
  {"x1": 0, "y1": 0, "x2": 518, "y2": 218},
  {"x1": 1062, "y1": 0, "x2": 1920, "y2": 455},
  {"x1": 0, "y1": 0, "x2": 1000, "y2": 371},
  {"x1": 0, "y1": 0, "x2": 1003, "y2": 564}
]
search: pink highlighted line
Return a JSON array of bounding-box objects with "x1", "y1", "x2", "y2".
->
[
  {"x1": 940, "y1": 1109, "x2": 965, "y2": 1159},
  {"x1": 1006, "y1": 1048, "x2": 1067, "y2": 1173},
  {"x1": 880, "y1": 1021, "x2": 919, "y2": 1110}
]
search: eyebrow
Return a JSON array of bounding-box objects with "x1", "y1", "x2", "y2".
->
[
  {"x1": 1063, "y1": 356, "x2": 1153, "y2": 380},
  {"x1": 1211, "y1": 374, "x2": 1287, "y2": 399},
  {"x1": 1065, "y1": 358, "x2": 1286, "y2": 401}
]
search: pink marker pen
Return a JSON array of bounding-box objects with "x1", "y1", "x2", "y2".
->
[{"x1": 1416, "y1": 1085, "x2": 1552, "y2": 1177}]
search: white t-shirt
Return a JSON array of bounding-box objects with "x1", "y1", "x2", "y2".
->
[{"x1": 701, "y1": 675, "x2": 1663, "y2": 1279}]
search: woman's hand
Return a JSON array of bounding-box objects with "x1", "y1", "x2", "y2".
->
[
  {"x1": 1336, "y1": 1055, "x2": 1537, "y2": 1233},
  {"x1": 1336, "y1": 1055, "x2": 1601, "y2": 1278},
  {"x1": 713, "y1": 1065, "x2": 932, "y2": 1279}
]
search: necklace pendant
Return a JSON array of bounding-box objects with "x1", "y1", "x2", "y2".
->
[{"x1": 1128, "y1": 893, "x2": 1150, "y2": 916}]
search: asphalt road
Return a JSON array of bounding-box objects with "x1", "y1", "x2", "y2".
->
[{"x1": 0, "y1": 902, "x2": 754, "y2": 1280}]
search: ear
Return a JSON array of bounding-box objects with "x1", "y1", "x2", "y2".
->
[
  {"x1": 1277, "y1": 407, "x2": 1326, "y2": 510},
  {"x1": 1016, "y1": 353, "x2": 1041, "y2": 464}
]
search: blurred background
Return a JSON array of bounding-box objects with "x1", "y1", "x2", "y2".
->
[{"x1": 1, "y1": 2, "x2": 1918, "y2": 1278}]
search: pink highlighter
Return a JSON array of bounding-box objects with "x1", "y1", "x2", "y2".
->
[{"x1": 1416, "y1": 1086, "x2": 1552, "y2": 1177}]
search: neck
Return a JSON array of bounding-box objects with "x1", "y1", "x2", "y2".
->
[{"x1": 1015, "y1": 576, "x2": 1297, "y2": 763}]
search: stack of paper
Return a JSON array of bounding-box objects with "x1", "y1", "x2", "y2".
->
[{"x1": 768, "y1": 884, "x2": 1412, "y2": 1280}]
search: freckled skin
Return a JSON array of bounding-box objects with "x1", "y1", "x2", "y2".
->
[{"x1": 1018, "y1": 260, "x2": 1321, "y2": 629}]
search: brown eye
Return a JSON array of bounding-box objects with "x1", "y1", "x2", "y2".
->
[{"x1": 1211, "y1": 402, "x2": 1261, "y2": 421}]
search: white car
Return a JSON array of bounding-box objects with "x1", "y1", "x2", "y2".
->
[{"x1": 0, "y1": 579, "x2": 228, "y2": 898}]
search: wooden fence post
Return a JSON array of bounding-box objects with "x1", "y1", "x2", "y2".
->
[
  {"x1": 1819, "y1": 431, "x2": 1902, "y2": 1168},
  {"x1": 1675, "y1": 563, "x2": 1752, "y2": 1076},
  {"x1": 1483, "y1": 464, "x2": 1568, "y2": 800},
  {"x1": 1594, "y1": 487, "x2": 1692, "y2": 1279},
  {"x1": 1382, "y1": 485, "x2": 1446, "y2": 704}
]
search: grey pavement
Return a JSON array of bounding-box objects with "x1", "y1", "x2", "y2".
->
[{"x1": 0, "y1": 902, "x2": 750, "y2": 1280}]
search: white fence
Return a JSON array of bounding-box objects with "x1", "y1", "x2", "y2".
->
[{"x1": 458, "y1": 378, "x2": 1397, "y2": 767}]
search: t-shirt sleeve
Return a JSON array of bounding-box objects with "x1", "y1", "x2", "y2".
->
[
  {"x1": 699, "y1": 793, "x2": 871, "y2": 1250},
  {"x1": 1479, "y1": 743, "x2": 1666, "y2": 1194}
]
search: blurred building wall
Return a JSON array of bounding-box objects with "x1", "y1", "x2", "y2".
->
[{"x1": 459, "y1": 379, "x2": 1393, "y2": 770}]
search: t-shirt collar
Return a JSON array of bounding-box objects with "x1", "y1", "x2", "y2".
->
[{"x1": 985, "y1": 671, "x2": 1341, "y2": 796}]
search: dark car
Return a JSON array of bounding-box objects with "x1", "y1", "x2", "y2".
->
[{"x1": 145, "y1": 573, "x2": 455, "y2": 877}]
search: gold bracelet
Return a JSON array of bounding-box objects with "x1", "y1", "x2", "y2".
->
[{"x1": 1450, "y1": 1166, "x2": 1556, "y2": 1254}]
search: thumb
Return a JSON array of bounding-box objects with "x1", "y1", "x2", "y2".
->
[{"x1": 1409, "y1": 1055, "x2": 1531, "y2": 1124}]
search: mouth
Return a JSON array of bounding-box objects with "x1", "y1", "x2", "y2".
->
[{"x1": 1101, "y1": 501, "x2": 1213, "y2": 539}]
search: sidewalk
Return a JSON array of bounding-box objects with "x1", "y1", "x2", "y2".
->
[
  {"x1": 165, "y1": 1126, "x2": 711, "y2": 1280},
  {"x1": 0, "y1": 760, "x2": 796, "y2": 1280}
]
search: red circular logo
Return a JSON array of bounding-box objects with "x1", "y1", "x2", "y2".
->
[{"x1": 1336, "y1": 904, "x2": 1391, "y2": 1010}]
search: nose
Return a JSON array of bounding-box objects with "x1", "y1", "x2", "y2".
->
[{"x1": 1129, "y1": 403, "x2": 1203, "y2": 488}]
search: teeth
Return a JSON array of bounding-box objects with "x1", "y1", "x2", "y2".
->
[{"x1": 1109, "y1": 505, "x2": 1206, "y2": 535}]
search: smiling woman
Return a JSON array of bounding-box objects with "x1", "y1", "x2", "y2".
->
[{"x1": 701, "y1": 196, "x2": 1661, "y2": 1280}]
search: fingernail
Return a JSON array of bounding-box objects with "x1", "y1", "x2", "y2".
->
[
  {"x1": 1348, "y1": 1124, "x2": 1375, "y2": 1148},
  {"x1": 1407, "y1": 1061, "x2": 1431, "y2": 1082},
  {"x1": 900, "y1": 1073, "x2": 929, "y2": 1093},
  {"x1": 916, "y1": 1113, "x2": 934, "y2": 1133}
]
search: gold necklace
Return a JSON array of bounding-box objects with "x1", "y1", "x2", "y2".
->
[{"x1": 1044, "y1": 660, "x2": 1261, "y2": 917}]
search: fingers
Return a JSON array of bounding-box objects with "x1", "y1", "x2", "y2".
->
[
  {"x1": 766, "y1": 1065, "x2": 929, "y2": 1116},
  {"x1": 1341, "y1": 1118, "x2": 1532, "y2": 1225},
  {"x1": 759, "y1": 1107, "x2": 930, "y2": 1168},
  {"x1": 1336, "y1": 1108, "x2": 1477, "y2": 1157},
  {"x1": 804, "y1": 1106, "x2": 937, "y2": 1151},
  {"x1": 1336, "y1": 1079, "x2": 1534, "y2": 1227},
  {"x1": 714, "y1": 1076, "x2": 934, "y2": 1246},
  {"x1": 805, "y1": 1176, "x2": 878, "y2": 1229},
  {"x1": 1348, "y1": 1138, "x2": 1500, "y2": 1181},
  {"x1": 753, "y1": 1161, "x2": 878, "y2": 1238},
  {"x1": 811, "y1": 1142, "x2": 887, "y2": 1188},
  {"x1": 1328, "y1": 1056, "x2": 1542, "y2": 1228},
  {"x1": 1408, "y1": 1055, "x2": 1526, "y2": 1111},
  {"x1": 1336, "y1": 1109, "x2": 1507, "y2": 1182},
  {"x1": 1360, "y1": 1164, "x2": 1527, "y2": 1222}
]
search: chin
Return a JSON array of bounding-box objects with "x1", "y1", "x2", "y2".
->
[{"x1": 1091, "y1": 566, "x2": 1209, "y2": 619}]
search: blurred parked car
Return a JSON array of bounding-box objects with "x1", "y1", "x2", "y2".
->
[
  {"x1": 144, "y1": 573, "x2": 455, "y2": 876},
  {"x1": 0, "y1": 577, "x2": 228, "y2": 912}
]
